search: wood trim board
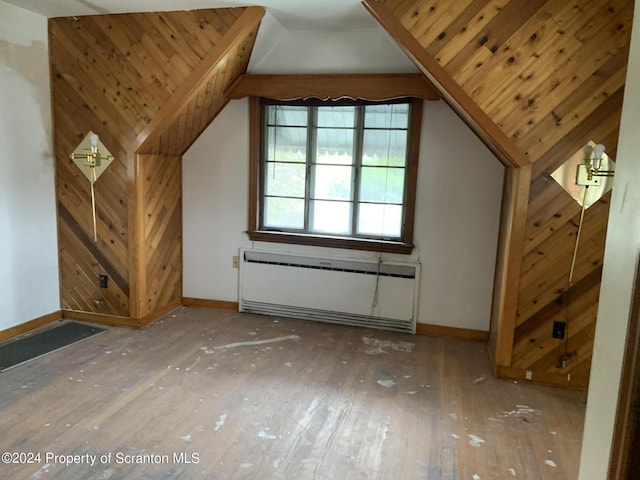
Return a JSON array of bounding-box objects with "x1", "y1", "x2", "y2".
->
[
  {"x1": 497, "y1": 365, "x2": 588, "y2": 390},
  {"x1": 608, "y1": 253, "x2": 640, "y2": 479},
  {"x1": 490, "y1": 165, "x2": 532, "y2": 366},
  {"x1": 0, "y1": 311, "x2": 63, "y2": 344},
  {"x1": 181, "y1": 300, "x2": 488, "y2": 341},
  {"x1": 182, "y1": 298, "x2": 240, "y2": 311},
  {"x1": 227, "y1": 73, "x2": 441, "y2": 101},
  {"x1": 416, "y1": 323, "x2": 489, "y2": 341},
  {"x1": 62, "y1": 309, "x2": 140, "y2": 329}
]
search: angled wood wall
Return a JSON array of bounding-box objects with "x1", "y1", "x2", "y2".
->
[
  {"x1": 50, "y1": 7, "x2": 263, "y2": 325},
  {"x1": 366, "y1": 0, "x2": 634, "y2": 387},
  {"x1": 131, "y1": 154, "x2": 183, "y2": 320}
]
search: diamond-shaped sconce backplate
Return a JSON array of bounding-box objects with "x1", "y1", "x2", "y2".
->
[
  {"x1": 70, "y1": 131, "x2": 115, "y2": 184},
  {"x1": 550, "y1": 140, "x2": 615, "y2": 209}
]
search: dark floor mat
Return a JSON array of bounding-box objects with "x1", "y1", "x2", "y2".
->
[{"x1": 0, "y1": 322, "x2": 106, "y2": 371}]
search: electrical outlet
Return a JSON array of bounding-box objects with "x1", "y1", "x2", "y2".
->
[
  {"x1": 99, "y1": 275, "x2": 108, "y2": 289},
  {"x1": 552, "y1": 321, "x2": 566, "y2": 339},
  {"x1": 232, "y1": 255, "x2": 239, "y2": 269}
]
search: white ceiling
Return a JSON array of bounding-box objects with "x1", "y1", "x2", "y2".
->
[{"x1": 2, "y1": 0, "x2": 378, "y2": 30}]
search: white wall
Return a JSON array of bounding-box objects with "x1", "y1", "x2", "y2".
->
[
  {"x1": 183, "y1": 99, "x2": 253, "y2": 302},
  {"x1": 578, "y1": 4, "x2": 640, "y2": 479},
  {"x1": 248, "y1": 27, "x2": 420, "y2": 74},
  {"x1": 0, "y1": 1, "x2": 59, "y2": 331},
  {"x1": 183, "y1": 99, "x2": 503, "y2": 331},
  {"x1": 416, "y1": 101, "x2": 504, "y2": 329},
  {"x1": 184, "y1": 31, "x2": 505, "y2": 331}
]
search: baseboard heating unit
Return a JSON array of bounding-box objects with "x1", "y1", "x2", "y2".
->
[{"x1": 239, "y1": 249, "x2": 420, "y2": 333}]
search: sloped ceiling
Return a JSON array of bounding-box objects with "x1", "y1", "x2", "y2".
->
[
  {"x1": 3, "y1": 1, "x2": 415, "y2": 73},
  {"x1": 2, "y1": 0, "x2": 376, "y2": 29},
  {"x1": 366, "y1": 0, "x2": 631, "y2": 168},
  {"x1": 364, "y1": 0, "x2": 634, "y2": 387}
]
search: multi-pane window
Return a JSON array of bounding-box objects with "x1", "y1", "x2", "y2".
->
[{"x1": 259, "y1": 98, "x2": 415, "y2": 242}]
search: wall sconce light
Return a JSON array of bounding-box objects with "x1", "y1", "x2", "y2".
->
[
  {"x1": 551, "y1": 140, "x2": 615, "y2": 209},
  {"x1": 549, "y1": 140, "x2": 616, "y2": 369},
  {"x1": 575, "y1": 142, "x2": 615, "y2": 186},
  {"x1": 70, "y1": 131, "x2": 115, "y2": 243},
  {"x1": 550, "y1": 141, "x2": 616, "y2": 286}
]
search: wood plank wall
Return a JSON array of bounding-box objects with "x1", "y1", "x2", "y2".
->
[
  {"x1": 133, "y1": 154, "x2": 182, "y2": 320},
  {"x1": 50, "y1": 8, "x2": 263, "y2": 325},
  {"x1": 366, "y1": 0, "x2": 634, "y2": 387}
]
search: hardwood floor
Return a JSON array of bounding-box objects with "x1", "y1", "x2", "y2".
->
[{"x1": 0, "y1": 308, "x2": 586, "y2": 479}]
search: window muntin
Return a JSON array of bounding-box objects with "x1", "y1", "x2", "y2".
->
[{"x1": 261, "y1": 99, "x2": 412, "y2": 241}]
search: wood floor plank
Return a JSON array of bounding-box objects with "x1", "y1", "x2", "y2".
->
[{"x1": 0, "y1": 308, "x2": 586, "y2": 479}]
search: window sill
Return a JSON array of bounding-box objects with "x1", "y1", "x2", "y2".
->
[{"x1": 247, "y1": 230, "x2": 414, "y2": 255}]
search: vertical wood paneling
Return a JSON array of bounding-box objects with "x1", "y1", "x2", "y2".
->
[
  {"x1": 50, "y1": 7, "x2": 264, "y2": 325},
  {"x1": 137, "y1": 155, "x2": 182, "y2": 319},
  {"x1": 490, "y1": 165, "x2": 531, "y2": 366},
  {"x1": 368, "y1": 0, "x2": 634, "y2": 387}
]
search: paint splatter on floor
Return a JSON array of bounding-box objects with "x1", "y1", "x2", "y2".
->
[
  {"x1": 545, "y1": 460, "x2": 557, "y2": 468},
  {"x1": 186, "y1": 356, "x2": 200, "y2": 371},
  {"x1": 377, "y1": 379, "x2": 397, "y2": 388},
  {"x1": 508, "y1": 467, "x2": 517, "y2": 476},
  {"x1": 30, "y1": 463, "x2": 51, "y2": 479},
  {"x1": 212, "y1": 335, "x2": 300, "y2": 350},
  {"x1": 473, "y1": 375, "x2": 486, "y2": 384},
  {"x1": 501, "y1": 405, "x2": 542, "y2": 422},
  {"x1": 317, "y1": 406, "x2": 336, "y2": 439},
  {"x1": 214, "y1": 414, "x2": 227, "y2": 431},
  {"x1": 259, "y1": 430, "x2": 277, "y2": 440},
  {"x1": 468, "y1": 434, "x2": 485, "y2": 447},
  {"x1": 472, "y1": 474, "x2": 481, "y2": 480},
  {"x1": 180, "y1": 434, "x2": 192, "y2": 442},
  {"x1": 361, "y1": 337, "x2": 414, "y2": 355}
]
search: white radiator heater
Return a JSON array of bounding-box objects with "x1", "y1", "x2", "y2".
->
[{"x1": 239, "y1": 249, "x2": 420, "y2": 333}]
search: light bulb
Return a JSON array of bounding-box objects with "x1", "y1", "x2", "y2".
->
[
  {"x1": 593, "y1": 143, "x2": 605, "y2": 160},
  {"x1": 90, "y1": 133, "x2": 99, "y2": 148}
]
